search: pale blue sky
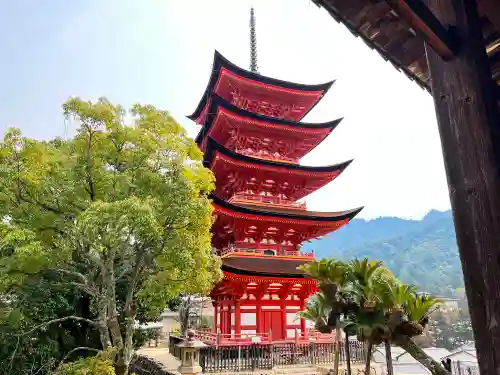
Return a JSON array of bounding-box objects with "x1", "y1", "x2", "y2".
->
[{"x1": 0, "y1": 0, "x2": 450, "y2": 219}]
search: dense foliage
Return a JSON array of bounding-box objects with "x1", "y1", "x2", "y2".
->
[
  {"x1": 0, "y1": 98, "x2": 221, "y2": 374},
  {"x1": 52, "y1": 349, "x2": 116, "y2": 375},
  {"x1": 304, "y1": 210, "x2": 463, "y2": 296}
]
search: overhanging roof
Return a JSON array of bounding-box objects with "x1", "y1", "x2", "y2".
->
[
  {"x1": 195, "y1": 94, "x2": 342, "y2": 147},
  {"x1": 204, "y1": 137, "x2": 351, "y2": 174},
  {"x1": 222, "y1": 256, "x2": 311, "y2": 278},
  {"x1": 211, "y1": 193, "x2": 363, "y2": 222},
  {"x1": 188, "y1": 50, "x2": 335, "y2": 122},
  {"x1": 204, "y1": 138, "x2": 351, "y2": 200},
  {"x1": 312, "y1": 0, "x2": 500, "y2": 95}
]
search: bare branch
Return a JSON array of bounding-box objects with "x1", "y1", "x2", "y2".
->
[
  {"x1": 48, "y1": 268, "x2": 89, "y2": 284},
  {"x1": 17, "y1": 316, "x2": 98, "y2": 337},
  {"x1": 8, "y1": 336, "x2": 20, "y2": 374}
]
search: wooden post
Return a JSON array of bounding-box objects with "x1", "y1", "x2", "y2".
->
[
  {"x1": 281, "y1": 298, "x2": 287, "y2": 340},
  {"x1": 213, "y1": 302, "x2": 218, "y2": 333},
  {"x1": 424, "y1": 1, "x2": 500, "y2": 373},
  {"x1": 256, "y1": 297, "x2": 262, "y2": 334},
  {"x1": 299, "y1": 298, "x2": 307, "y2": 338},
  {"x1": 219, "y1": 303, "x2": 224, "y2": 337},
  {"x1": 235, "y1": 300, "x2": 241, "y2": 338}
]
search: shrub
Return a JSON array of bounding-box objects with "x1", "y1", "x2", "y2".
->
[{"x1": 52, "y1": 350, "x2": 115, "y2": 375}]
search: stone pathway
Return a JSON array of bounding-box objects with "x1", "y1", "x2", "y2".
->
[{"x1": 136, "y1": 347, "x2": 180, "y2": 374}]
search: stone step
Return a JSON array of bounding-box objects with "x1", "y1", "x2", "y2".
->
[{"x1": 274, "y1": 366, "x2": 321, "y2": 375}]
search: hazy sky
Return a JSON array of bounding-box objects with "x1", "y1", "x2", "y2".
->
[{"x1": 0, "y1": 0, "x2": 451, "y2": 219}]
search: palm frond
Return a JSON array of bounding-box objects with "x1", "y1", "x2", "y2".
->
[{"x1": 404, "y1": 293, "x2": 441, "y2": 322}]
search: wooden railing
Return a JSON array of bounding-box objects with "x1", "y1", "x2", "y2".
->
[
  {"x1": 194, "y1": 330, "x2": 271, "y2": 345},
  {"x1": 229, "y1": 192, "x2": 307, "y2": 209},
  {"x1": 220, "y1": 244, "x2": 314, "y2": 258},
  {"x1": 168, "y1": 335, "x2": 366, "y2": 373}
]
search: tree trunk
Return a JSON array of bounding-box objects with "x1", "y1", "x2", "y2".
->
[
  {"x1": 333, "y1": 327, "x2": 341, "y2": 375},
  {"x1": 395, "y1": 335, "x2": 450, "y2": 375},
  {"x1": 365, "y1": 341, "x2": 372, "y2": 375},
  {"x1": 385, "y1": 340, "x2": 394, "y2": 375},
  {"x1": 97, "y1": 296, "x2": 111, "y2": 349},
  {"x1": 114, "y1": 363, "x2": 127, "y2": 375},
  {"x1": 345, "y1": 332, "x2": 352, "y2": 375}
]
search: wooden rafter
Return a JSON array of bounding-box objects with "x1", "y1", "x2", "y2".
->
[{"x1": 384, "y1": 0, "x2": 458, "y2": 60}]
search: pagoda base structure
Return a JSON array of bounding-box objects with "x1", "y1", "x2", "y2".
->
[{"x1": 210, "y1": 264, "x2": 317, "y2": 343}]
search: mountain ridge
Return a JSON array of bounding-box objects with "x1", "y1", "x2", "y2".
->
[{"x1": 303, "y1": 209, "x2": 463, "y2": 296}]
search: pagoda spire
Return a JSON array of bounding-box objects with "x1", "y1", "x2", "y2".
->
[{"x1": 249, "y1": 6, "x2": 259, "y2": 73}]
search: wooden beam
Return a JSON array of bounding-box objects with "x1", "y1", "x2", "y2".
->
[
  {"x1": 424, "y1": 1, "x2": 500, "y2": 374},
  {"x1": 385, "y1": 0, "x2": 458, "y2": 60},
  {"x1": 478, "y1": 0, "x2": 500, "y2": 34}
]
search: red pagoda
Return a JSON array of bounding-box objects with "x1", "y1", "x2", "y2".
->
[{"x1": 190, "y1": 9, "x2": 362, "y2": 344}]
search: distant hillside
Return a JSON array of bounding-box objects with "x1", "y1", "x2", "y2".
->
[{"x1": 303, "y1": 210, "x2": 463, "y2": 296}]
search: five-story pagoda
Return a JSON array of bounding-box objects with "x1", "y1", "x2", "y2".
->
[{"x1": 189, "y1": 8, "x2": 362, "y2": 343}]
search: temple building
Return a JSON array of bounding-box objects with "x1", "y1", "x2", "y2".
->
[{"x1": 189, "y1": 8, "x2": 362, "y2": 343}]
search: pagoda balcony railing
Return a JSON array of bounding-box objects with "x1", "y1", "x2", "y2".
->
[
  {"x1": 169, "y1": 329, "x2": 367, "y2": 372},
  {"x1": 229, "y1": 193, "x2": 306, "y2": 209},
  {"x1": 236, "y1": 148, "x2": 298, "y2": 164},
  {"x1": 194, "y1": 329, "x2": 272, "y2": 346},
  {"x1": 220, "y1": 243, "x2": 314, "y2": 258}
]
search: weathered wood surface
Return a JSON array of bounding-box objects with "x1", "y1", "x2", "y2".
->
[
  {"x1": 425, "y1": 1, "x2": 500, "y2": 375},
  {"x1": 312, "y1": 0, "x2": 500, "y2": 95}
]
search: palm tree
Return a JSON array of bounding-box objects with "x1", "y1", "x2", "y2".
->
[
  {"x1": 300, "y1": 259, "x2": 348, "y2": 375},
  {"x1": 379, "y1": 281, "x2": 418, "y2": 375},
  {"x1": 392, "y1": 293, "x2": 449, "y2": 375},
  {"x1": 344, "y1": 259, "x2": 388, "y2": 375},
  {"x1": 298, "y1": 292, "x2": 330, "y2": 333},
  {"x1": 304, "y1": 257, "x2": 451, "y2": 375}
]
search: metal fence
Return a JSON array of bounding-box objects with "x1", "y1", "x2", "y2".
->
[
  {"x1": 451, "y1": 360, "x2": 479, "y2": 375},
  {"x1": 169, "y1": 336, "x2": 366, "y2": 372}
]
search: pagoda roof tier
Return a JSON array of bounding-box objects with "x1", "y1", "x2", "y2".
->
[
  {"x1": 211, "y1": 264, "x2": 319, "y2": 299},
  {"x1": 188, "y1": 51, "x2": 334, "y2": 123},
  {"x1": 222, "y1": 255, "x2": 310, "y2": 278},
  {"x1": 204, "y1": 138, "x2": 351, "y2": 201},
  {"x1": 195, "y1": 96, "x2": 342, "y2": 161},
  {"x1": 211, "y1": 194, "x2": 362, "y2": 248}
]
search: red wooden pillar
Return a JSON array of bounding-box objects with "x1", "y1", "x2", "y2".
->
[
  {"x1": 424, "y1": 1, "x2": 500, "y2": 373},
  {"x1": 213, "y1": 301, "x2": 218, "y2": 333},
  {"x1": 256, "y1": 297, "x2": 262, "y2": 334},
  {"x1": 235, "y1": 300, "x2": 241, "y2": 338},
  {"x1": 280, "y1": 297, "x2": 287, "y2": 340},
  {"x1": 255, "y1": 285, "x2": 265, "y2": 336},
  {"x1": 299, "y1": 298, "x2": 307, "y2": 338},
  {"x1": 219, "y1": 301, "x2": 224, "y2": 335}
]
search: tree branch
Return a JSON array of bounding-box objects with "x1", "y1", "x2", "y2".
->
[
  {"x1": 17, "y1": 316, "x2": 98, "y2": 337},
  {"x1": 8, "y1": 337, "x2": 20, "y2": 374},
  {"x1": 48, "y1": 268, "x2": 89, "y2": 284}
]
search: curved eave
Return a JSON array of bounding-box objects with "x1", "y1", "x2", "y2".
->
[
  {"x1": 211, "y1": 193, "x2": 363, "y2": 223},
  {"x1": 222, "y1": 265, "x2": 309, "y2": 279},
  {"x1": 205, "y1": 137, "x2": 352, "y2": 174},
  {"x1": 188, "y1": 50, "x2": 335, "y2": 122},
  {"x1": 195, "y1": 95, "x2": 342, "y2": 145}
]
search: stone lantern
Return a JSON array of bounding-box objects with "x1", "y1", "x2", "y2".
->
[{"x1": 177, "y1": 329, "x2": 207, "y2": 375}]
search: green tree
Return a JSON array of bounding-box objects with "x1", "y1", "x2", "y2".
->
[{"x1": 0, "y1": 98, "x2": 222, "y2": 374}]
